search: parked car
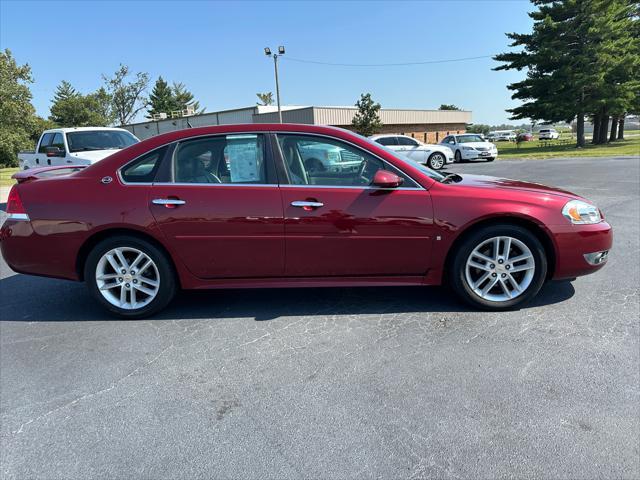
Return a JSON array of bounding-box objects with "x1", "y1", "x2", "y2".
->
[
  {"x1": 538, "y1": 128, "x2": 560, "y2": 140},
  {"x1": 441, "y1": 134, "x2": 499, "y2": 162},
  {"x1": 487, "y1": 130, "x2": 517, "y2": 142},
  {"x1": 1, "y1": 124, "x2": 612, "y2": 318},
  {"x1": 517, "y1": 132, "x2": 534, "y2": 142},
  {"x1": 297, "y1": 141, "x2": 362, "y2": 173},
  {"x1": 369, "y1": 134, "x2": 454, "y2": 170},
  {"x1": 18, "y1": 127, "x2": 139, "y2": 170}
]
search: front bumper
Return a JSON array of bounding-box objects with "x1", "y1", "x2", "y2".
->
[
  {"x1": 461, "y1": 150, "x2": 497, "y2": 160},
  {"x1": 550, "y1": 221, "x2": 613, "y2": 280}
]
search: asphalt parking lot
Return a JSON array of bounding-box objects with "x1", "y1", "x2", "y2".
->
[{"x1": 1, "y1": 155, "x2": 638, "y2": 479}]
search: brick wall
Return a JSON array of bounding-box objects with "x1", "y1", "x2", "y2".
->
[{"x1": 339, "y1": 123, "x2": 467, "y2": 143}]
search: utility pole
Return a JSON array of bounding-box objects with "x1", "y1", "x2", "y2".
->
[{"x1": 264, "y1": 46, "x2": 285, "y2": 123}]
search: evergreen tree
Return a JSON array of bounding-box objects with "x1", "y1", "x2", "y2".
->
[
  {"x1": 147, "y1": 77, "x2": 175, "y2": 118},
  {"x1": 351, "y1": 93, "x2": 383, "y2": 137},
  {"x1": 494, "y1": 0, "x2": 639, "y2": 147},
  {"x1": 173, "y1": 82, "x2": 202, "y2": 113},
  {"x1": 439, "y1": 104, "x2": 460, "y2": 111},
  {"x1": 49, "y1": 81, "x2": 111, "y2": 127}
]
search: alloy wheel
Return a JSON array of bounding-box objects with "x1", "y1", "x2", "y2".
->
[
  {"x1": 95, "y1": 247, "x2": 160, "y2": 310},
  {"x1": 464, "y1": 236, "x2": 535, "y2": 302},
  {"x1": 429, "y1": 153, "x2": 445, "y2": 169}
]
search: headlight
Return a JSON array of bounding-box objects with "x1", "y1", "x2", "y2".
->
[
  {"x1": 562, "y1": 200, "x2": 602, "y2": 224},
  {"x1": 462, "y1": 146, "x2": 475, "y2": 151}
]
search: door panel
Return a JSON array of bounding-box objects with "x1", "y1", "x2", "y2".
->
[
  {"x1": 149, "y1": 133, "x2": 285, "y2": 279},
  {"x1": 282, "y1": 187, "x2": 434, "y2": 276},
  {"x1": 150, "y1": 185, "x2": 284, "y2": 278}
]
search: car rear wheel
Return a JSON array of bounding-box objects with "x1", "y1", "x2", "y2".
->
[
  {"x1": 85, "y1": 236, "x2": 177, "y2": 318},
  {"x1": 454, "y1": 150, "x2": 463, "y2": 162},
  {"x1": 427, "y1": 152, "x2": 446, "y2": 170},
  {"x1": 449, "y1": 225, "x2": 547, "y2": 310}
]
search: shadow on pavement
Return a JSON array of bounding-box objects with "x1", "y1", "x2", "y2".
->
[{"x1": 0, "y1": 272, "x2": 575, "y2": 322}]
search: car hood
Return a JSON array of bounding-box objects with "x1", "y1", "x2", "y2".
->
[
  {"x1": 455, "y1": 174, "x2": 580, "y2": 199},
  {"x1": 69, "y1": 149, "x2": 119, "y2": 163}
]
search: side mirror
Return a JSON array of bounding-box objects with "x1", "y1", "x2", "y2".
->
[
  {"x1": 46, "y1": 146, "x2": 65, "y2": 157},
  {"x1": 372, "y1": 170, "x2": 403, "y2": 188}
]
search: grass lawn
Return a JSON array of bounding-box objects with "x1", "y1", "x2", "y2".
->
[
  {"x1": 0, "y1": 168, "x2": 19, "y2": 187},
  {"x1": 498, "y1": 137, "x2": 640, "y2": 159}
]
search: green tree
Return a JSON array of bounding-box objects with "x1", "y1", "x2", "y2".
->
[
  {"x1": 466, "y1": 124, "x2": 491, "y2": 135},
  {"x1": 49, "y1": 81, "x2": 110, "y2": 127},
  {"x1": 351, "y1": 93, "x2": 383, "y2": 137},
  {"x1": 494, "y1": 0, "x2": 639, "y2": 147},
  {"x1": 172, "y1": 82, "x2": 202, "y2": 114},
  {"x1": 0, "y1": 49, "x2": 38, "y2": 167},
  {"x1": 103, "y1": 64, "x2": 150, "y2": 125},
  {"x1": 147, "y1": 76, "x2": 175, "y2": 118},
  {"x1": 439, "y1": 104, "x2": 460, "y2": 111},
  {"x1": 256, "y1": 92, "x2": 274, "y2": 106}
]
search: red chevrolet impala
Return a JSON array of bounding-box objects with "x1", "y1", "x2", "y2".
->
[{"x1": 1, "y1": 124, "x2": 612, "y2": 318}]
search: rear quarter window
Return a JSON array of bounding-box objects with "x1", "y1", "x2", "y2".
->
[{"x1": 120, "y1": 147, "x2": 167, "y2": 183}]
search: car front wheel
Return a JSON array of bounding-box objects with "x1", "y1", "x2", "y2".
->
[
  {"x1": 449, "y1": 225, "x2": 547, "y2": 310},
  {"x1": 454, "y1": 150, "x2": 462, "y2": 162},
  {"x1": 427, "y1": 152, "x2": 446, "y2": 170},
  {"x1": 85, "y1": 235, "x2": 177, "y2": 318}
]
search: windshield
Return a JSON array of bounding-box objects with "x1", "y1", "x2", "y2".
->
[
  {"x1": 360, "y1": 135, "x2": 446, "y2": 182},
  {"x1": 67, "y1": 130, "x2": 138, "y2": 153},
  {"x1": 456, "y1": 134, "x2": 485, "y2": 143}
]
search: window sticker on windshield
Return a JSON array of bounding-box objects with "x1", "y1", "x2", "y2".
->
[{"x1": 226, "y1": 137, "x2": 260, "y2": 182}]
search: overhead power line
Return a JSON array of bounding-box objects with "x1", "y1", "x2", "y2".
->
[{"x1": 281, "y1": 54, "x2": 493, "y2": 67}]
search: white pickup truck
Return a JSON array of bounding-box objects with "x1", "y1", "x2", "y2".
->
[{"x1": 18, "y1": 127, "x2": 139, "y2": 170}]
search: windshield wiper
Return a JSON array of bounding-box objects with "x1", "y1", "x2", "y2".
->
[{"x1": 441, "y1": 173, "x2": 463, "y2": 184}]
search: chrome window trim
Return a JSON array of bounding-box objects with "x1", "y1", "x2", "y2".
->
[
  {"x1": 168, "y1": 133, "x2": 276, "y2": 186},
  {"x1": 278, "y1": 184, "x2": 423, "y2": 191},
  {"x1": 272, "y1": 131, "x2": 426, "y2": 190},
  {"x1": 151, "y1": 182, "x2": 276, "y2": 188},
  {"x1": 117, "y1": 130, "x2": 428, "y2": 190}
]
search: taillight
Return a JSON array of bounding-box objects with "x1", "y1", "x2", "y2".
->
[{"x1": 6, "y1": 186, "x2": 30, "y2": 221}]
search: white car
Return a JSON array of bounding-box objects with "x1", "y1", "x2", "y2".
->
[
  {"x1": 18, "y1": 127, "x2": 139, "y2": 170},
  {"x1": 487, "y1": 130, "x2": 517, "y2": 142},
  {"x1": 538, "y1": 128, "x2": 560, "y2": 140},
  {"x1": 369, "y1": 134, "x2": 454, "y2": 170},
  {"x1": 440, "y1": 134, "x2": 498, "y2": 162}
]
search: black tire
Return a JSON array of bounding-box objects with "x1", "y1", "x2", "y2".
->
[
  {"x1": 448, "y1": 224, "x2": 547, "y2": 310},
  {"x1": 486, "y1": 157, "x2": 495, "y2": 162},
  {"x1": 454, "y1": 150, "x2": 463, "y2": 163},
  {"x1": 427, "y1": 152, "x2": 446, "y2": 170},
  {"x1": 84, "y1": 235, "x2": 177, "y2": 318}
]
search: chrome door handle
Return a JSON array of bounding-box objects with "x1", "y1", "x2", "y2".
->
[
  {"x1": 291, "y1": 201, "x2": 324, "y2": 208},
  {"x1": 152, "y1": 198, "x2": 186, "y2": 206}
]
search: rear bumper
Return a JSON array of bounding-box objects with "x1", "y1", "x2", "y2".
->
[
  {"x1": 0, "y1": 219, "x2": 80, "y2": 281},
  {"x1": 550, "y1": 221, "x2": 613, "y2": 280}
]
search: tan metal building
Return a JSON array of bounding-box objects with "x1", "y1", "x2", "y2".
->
[{"x1": 124, "y1": 105, "x2": 471, "y2": 143}]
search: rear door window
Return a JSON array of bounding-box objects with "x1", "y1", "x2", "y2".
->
[
  {"x1": 397, "y1": 137, "x2": 419, "y2": 146},
  {"x1": 375, "y1": 137, "x2": 399, "y2": 146},
  {"x1": 172, "y1": 134, "x2": 270, "y2": 184},
  {"x1": 38, "y1": 133, "x2": 54, "y2": 153},
  {"x1": 50, "y1": 133, "x2": 65, "y2": 151}
]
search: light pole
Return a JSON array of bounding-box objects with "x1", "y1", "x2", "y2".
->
[{"x1": 264, "y1": 46, "x2": 285, "y2": 123}]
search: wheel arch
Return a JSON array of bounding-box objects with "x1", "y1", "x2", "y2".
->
[
  {"x1": 76, "y1": 227, "x2": 180, "y2": 285},
  {"x1": 443, "y1": 215, "x2": 557, "y2": 280}
]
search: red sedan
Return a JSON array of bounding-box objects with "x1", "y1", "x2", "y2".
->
[{"x1": 1, "y1": 124, "x2": 612, "y2": 318}]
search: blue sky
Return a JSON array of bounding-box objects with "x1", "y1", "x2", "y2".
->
[{"x1": 1, "y1": 0, "x2": 533, "y2": 125}]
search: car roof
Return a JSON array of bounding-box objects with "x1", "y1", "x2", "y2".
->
[
  {"x1": 44, "y1": 127, "x2": 132, "y2": 134},
  {"x1": 369, "y1": 134, "x2": 413, "y2": 139}
]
